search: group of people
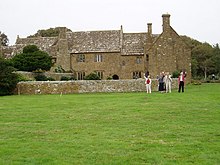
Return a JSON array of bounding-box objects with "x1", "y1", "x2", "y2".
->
[
  {"x1": 143, "y1": 71, "x2": 186, "y2": 94},
  {"x1": 157, "y1": 72, "x2": 173, "y2": 93}
]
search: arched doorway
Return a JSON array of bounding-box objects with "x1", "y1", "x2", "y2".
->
[{"x1": 112, "y1": 74, "x2": 119, "y2": 80}]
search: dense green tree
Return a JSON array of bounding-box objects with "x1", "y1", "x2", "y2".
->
[
  {"x1": 12, "y1": 45, "x2": 52, "y2": 72},
  {"x1": 211, "y1": 44, "x2": 220, "y2": 75},
  {"x1": 182, "y1": 36, "x2": 220, "y2": 79},
  {"x1": 0, "y1": 31, "x2": 9, "y2": 46},
  {"x1": 27, "y1": 27, "x2": 72, "y2": 38},
  {"x1": 23, "y1": 44, "x2": 39, "y2": 53},
  {"x1": 0, "y1": 58, "x2": 19, "y2": 96},
  {"x1": 192, "y1": 42, "x2": 214, "y2": 79}
]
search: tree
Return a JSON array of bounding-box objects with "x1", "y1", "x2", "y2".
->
[
  {"x1": 12, "y1": 45, "x2": 52, "y2": 72},
  {"x1": 27, "y1": 27, "x2": 72, "y2": 38},
  {"x1": 0, "y1": 31, "x2": 9, "y2": 46},
  {"x1": 192, "y1": 42, "x2": 215, "y2": 79},
  {"x1": 182, "y1": 36, "x2": 219, "y2": 79},
  {"x1": 211, "y1": 44, "x2": 220, "y2": 75},
  {"x1": 0, "y1": 58, "x2": 19, "y2": 96}
]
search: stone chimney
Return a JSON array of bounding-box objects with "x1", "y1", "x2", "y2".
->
[
  {"x1": 147, "y1": 23, "x2": 153, "y2": 44},
  {"x1": 57, "y1": 27, "x2": 69, "y2": 71},
  {"x1": 58, "y1": 27, "x2": 67, "y2": 39},
  {"x1": 162, "y1": 13, "x2": 171, "y2": 32},
  {"x1": 120, "y1": 25, "x2": 123, "y2": 50},
  {"x1": 147, "y1": 23, "x2": 152, "y2": 36}
]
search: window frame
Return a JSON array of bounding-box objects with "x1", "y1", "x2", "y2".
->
[
  {"x1": 77, "y1": 54, "x2": 85, "y2": 62},
  {"x1": 77, "y1": 71, "x2": 85, "y2": 80},
  {"x1": 94, "y1": 54, "x2": 103, "y2": 62},
  {"x1": 132, "y1": 71, "x2": 142, "y2": 79},
  {"x1": 95, "y1": 71, "x2": 103, "y2": 79},
  {"x1": 136, "y1": 56, "x2": 142, "y2": 64}
]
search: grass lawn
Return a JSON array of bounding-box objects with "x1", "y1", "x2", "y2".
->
[{"x1": 0, "y1": 83, "x2": 220, "y2": 165}]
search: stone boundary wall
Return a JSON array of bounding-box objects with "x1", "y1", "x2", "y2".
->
[
  {"x1": 16, "y1": 79, "x2": 178, "y2": 95},
  {"x1": 16, "y1": 71, "x2": 74, "y2": 81}
]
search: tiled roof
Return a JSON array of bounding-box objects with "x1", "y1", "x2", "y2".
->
[
  {"x1": 12, "y1": 29, "x2": 160, "y2": 56},
  {"x1": 67, "y1": 30, "x2": 121, "y2": 53},
  {"x1": 122, "y1": 33, "x2": 147, "y2": 55},
  {"x1": 15, "y1": 37, "x2": 58, "y2": 53}
]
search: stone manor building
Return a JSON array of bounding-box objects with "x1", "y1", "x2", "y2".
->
[{"x1": 1, "y1": 14, "x2": 191, "y2": 81}]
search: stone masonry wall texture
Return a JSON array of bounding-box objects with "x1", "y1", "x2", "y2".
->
[{"x1": 16, "y1": 79, "x2": 178, "y2": 95}]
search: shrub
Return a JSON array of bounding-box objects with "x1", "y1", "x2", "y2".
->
[
  {"x1": 17, "y1": 74, "x2": 31, "y2": 82},
  {"x1": 54, "y1": 65, "x2": 65, "y2": 73},
  {"x1": 69, "y1": 76, "x2": 76, "y2": 80},
  {"x1": 47, "y1": 77, "x2": 55, "y2": 81},
  {"x1": 84, "y1": 73, "x2": 100, "y2": 80},
  {"x1": 172, "y1": 70, "x2": 180, "y2": 78},
  {"x1": 107, "y1": 76, "x2": 112, "y2": 80},
  {"x1": 60, "y1": 76, "x2": 70, "y2": 81},
  {"x1": 60, "y1": 75, "x2": 76, "y2": 81},
  {"x1": 191, "y1": 79, "x2": 202, "y2": 85},
  {"x1": 34, "y1": 74, "x2": 48, "y2": 81}
]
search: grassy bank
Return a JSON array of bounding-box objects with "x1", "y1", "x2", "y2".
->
[{"x1": 0, "y1": 84, "x2": 220, "y2": 164}]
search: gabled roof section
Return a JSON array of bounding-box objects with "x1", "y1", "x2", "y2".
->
[
  {"x1": 67, "y1": 30, "x2": 121, "y2": 53},
  {"x1": 148, "y1": 25, "x2": 190, "y2": 51}
]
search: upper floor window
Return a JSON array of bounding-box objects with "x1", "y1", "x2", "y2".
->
[
  {"x1": 136, "y1": 57, "x2": 142, "y2": 64},
  {"x1": 95, "y1": 54, "x2": 103, "y2": 62},
  {"x1": 77, "y1": 54, "x2": 85, "y2": 62},
  {"x1": 146, "y1": 55, "x2": 149, "y2": 62}
]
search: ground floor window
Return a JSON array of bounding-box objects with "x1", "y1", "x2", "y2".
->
[
  {"x1": 77, "y1": 72, "x2": 85, "y2": 80},
  {"x1": 95, "y1": 71, "x2": 103, "y2": 79},
  {"x1": 133, "y1": 71, "x2": 142, "y2": 79}
]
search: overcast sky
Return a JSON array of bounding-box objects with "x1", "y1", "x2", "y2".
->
[{"x1": 1, "y1": 0, "x2": 220, "y2": 45}]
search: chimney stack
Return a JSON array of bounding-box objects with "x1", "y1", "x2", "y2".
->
[
  {"x1": 147, "y1": 23, "x2": 152, "y2": 35},
  {"x1": 162, "y1": 13, "x2": 171, "y2": 32},
  {"x1": 58, "y1": 27, "x2": 67, "y2": 39}
]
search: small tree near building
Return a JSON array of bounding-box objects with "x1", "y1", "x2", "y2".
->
[{"x1": 12, "y1": 45, "x2": 52, "y2": 72}]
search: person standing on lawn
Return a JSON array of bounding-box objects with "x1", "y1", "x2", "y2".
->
[
  {"x1": 158, "y1": 72, "x2": 165, "y2": 93},
  {"x1": 178, "y1": 71, "x2": 186, "y2": 93},
  {"x1": 164, "y1": 72, "x2": 172, "y2": 93},
  {"x1": 144, "y1": 74, "x2": 152, "y2": 94}
]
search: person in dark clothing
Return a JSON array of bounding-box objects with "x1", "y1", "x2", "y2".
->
[
  {"x1": 158, "y1": 72, "x2": 165, "y2": 92},
  {"x1": 178, "y1": 72, "x2": 186, "y2": 92}
]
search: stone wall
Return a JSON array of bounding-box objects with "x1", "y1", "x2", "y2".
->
[
  {"x1": 16, "y1": 71, "x2": 75, "y2": 81},
  {"x1": 15, "y1": 79, "x2": 178, "y2": 95}
]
